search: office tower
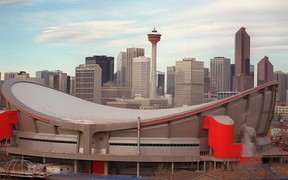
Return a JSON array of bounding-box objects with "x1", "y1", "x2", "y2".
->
[
  {"x1": 204, "y1": 68, "x2": 210, "y2": 93},
  {"x1": 147, "y1": 28, "x2": 161, "y2": 99},
  {"x1": 36, "y1": 70, "x2": 55, "y2": 86},
  {"x1": 116, "y1": 52, "x2": 127, "y2": 87},
  {"x1": 175, "y1": 58, "x2": 204, "y2": 107},
  {"x1": 257, "y1": 56, "x2": 273, "y2": 86},
  {"x1": 75, "y1": 64, "x2": 102, "y2": 104},
  {"x1": 167, "y1": 66, "x2": 176, "y2": 97},
  {"x1": 233, "y1": 27, "x2": 254, "y2": 92},
  {"x1": 49, "y1": 71, "x2": 67, "y2": 93},
  {"x1": 157, "y1": 71, "x2": 165, "y2": 97},
  {"x1": 273, "y1": 71, "x2": 288, "y2": 104},
  {"x1": 132, "y1": 56, "x2": 151, "y2": 98},
  {"x1": 4, "y1": 72, "x2": 18, "y2": 80},
  {"x1": 69, "y1": 76, "x2": 76, "y2": 95},
  {"x1": 230, "y1": 64, "x2": 235, "y2": 91},
  {"x1": 210, "y1": 57, "x2": 231, "y2": 92},
  {"x1": 125, "y1": 48, "x2": 145, "y2": 87},
  {"x1": 85, "y1": 55, "x2": 114, "y2": 85}
]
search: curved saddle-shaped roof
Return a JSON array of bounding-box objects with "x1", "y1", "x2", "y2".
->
[{"x1": 2, "y1": 79, "x2": 278, "y2": 128}]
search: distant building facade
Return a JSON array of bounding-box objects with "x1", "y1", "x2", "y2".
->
[
  {"x1": 132, "y1": 56, "x2": 150, "y2": 98},
  {"x1": 75, "y1": 64, "x2": 102, "y2": 104},
  {"x1": 274, "y1": 71, "x2": 288, "y2": 104},
  {"x1": 175, "y1": 58, "x2": 204, "y2": 107},
  {"x1": 157, "y1": 71, "x2": 165, "y2": 96},
  {"x1": 233, "y1": 27, "x2": 254, "y2": 92},
  {"x1": 257, "y1": 56, "x2": 273, "y2": 86},
  {"x1": 210, "y1": 57, "x2": 230, "y2": 92},
  {"x1": 85, "y1": 55, "x2": 114, "y2": 85},
  {"x1": 125, "y1": 48, "x2": 145, "y2": 87},
  {"x1": 167, "y1": 66, "x2": 176, "y2": 97},
  {"x1": 116, "y1": 52, "x2": 127, "y2": 87},
  {"x1": 204, "y1": 68, "x2": 210, "y2": 93}
]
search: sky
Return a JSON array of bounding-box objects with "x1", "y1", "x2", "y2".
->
[{"x1": 0, "y1": 0, "x2": 288, "y2": 79}]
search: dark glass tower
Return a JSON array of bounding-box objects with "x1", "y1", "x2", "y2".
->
[{"x1": 86, "y1": 55, "x2": 114, "y2": 85}]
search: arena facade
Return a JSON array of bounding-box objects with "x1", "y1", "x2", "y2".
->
[{"x1": 0, "y1": 79, "x2": 278, "y2": 176}]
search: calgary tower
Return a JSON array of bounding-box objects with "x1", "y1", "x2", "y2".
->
[{"x1": 147, "y1": 28, "x2": 161, "y2": 99}]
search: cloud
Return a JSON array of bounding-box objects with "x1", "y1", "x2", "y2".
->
[
  {"x1": 35, "y1": 20, "x2": 147, "y2": 43},
  {"x1": 0, "y1": 0, "x2": 31, "y2": 6}
]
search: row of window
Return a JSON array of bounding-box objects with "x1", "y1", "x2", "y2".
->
[
  {"x1": 19, "y1": 137, "x2": 77, "y2": 144},
  {"x1": 109, "y1": 143, "x2": 199, "y2": 147}
]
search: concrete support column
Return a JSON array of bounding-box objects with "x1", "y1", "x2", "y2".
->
[
  {"x1": 83, "y1": 125, "x2": 91, "y2": 154},
  {"x1": 43, "y1": 157, "x2": 46, "y2": 164},
  {"x1": 214, "y1": 161, "x2": 216, "y2": 170},
  {"x1": 104, "y1": 162, "x2": 108, "y2": 175},
  {"x1": 74, "y1": 160, "x2": 78, "y2": 174},
  {"x1": 137, "y1": 162, "x2": 140, "y2": 178},
  {"x1": 204, "y1": 161, "x2": 206, "y2": 172},
  {"x1": 171, "y1": 162, "x2": 174, "y2": 175}
]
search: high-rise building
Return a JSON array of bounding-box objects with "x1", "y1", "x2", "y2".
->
[
  {"x1": 257, "y1": 56, "x2": 273, "y2": 86},
  {"x1": 233, "y1": 27, "x2": 254, "y2": 92},
  {"x1": 157, "y1": 71, "x2": 165, "y2": 96},
  {"x1": 230, "y1": 64, "x2": 235, "y2": 91},
  {"x1": 36, "y1": 70, "x2": 55, "y2": 86},
  {"x1": 147, "y1": 28, "x2": 161, "y2": 99},
  {"x1": 273, "y1": 71, "x2": 288, "y2": 104},
  {"x1": 116, "y1": 52, "x2": 127, "y2": 87},
  {"x1": 49, "y1": 72, "x2": 67, "y2": 93},
  {"x1": 204, "y1": 68, "x2": 210, "y2": 93},
  {"x1": 132, "y1": 56, "x2": 150, "y2": 98},
  {"x1": 167, "y1": 66, "x2": 176, "y2": 97},
  {"x1": 75, "y1": 64, "x2": 102, "y2": 104},
  {"x1": 125, "y1": 48, "x2": 145, "y2": 87},
  {"x1": 210, "y1": 57, "x2": 231, "y2": 92},
  {"x1": 175, "y1": 58, "x2": 204, "y2": 107},
  {"x1": 85, "y1": 55, "x2": 114, "y2": 85}
]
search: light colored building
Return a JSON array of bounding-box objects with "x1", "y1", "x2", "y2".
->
[
  {"x1": 36, "y1": 70, "x2": 55, "y2": 86},
  {"x1": 101, "y1": 86, "x2": 132, "y2": 105},
  {"x1": 49, "y1": 71, "x2": 67, "y2": 93},
  {"x1": 125, "y1": 48, "x2": 145, "y2": 88},
  {"x1": 69, "y1": 76, "x2": 76, "y2": 96},
  {"x1": 275, "y1": 106, "x2": 288, "y2": 118},
  {"x1": 167, "y1": 66, "x2": 175, "y2": 97},
  {"x1": 175, "y1": 58, "x2": 204, "y2": 107},
  {"x1": 210, "y1": 57, "x2": 230, "y2": 92},
  {"x1": 4, "y1": 72, "x2": 18, "y2": 80},
  {"x1": 116, "y1": 52, "x2": 127, "y2": 87},
  {"x1": 75, "y1": 64, "x2": 102, "y2": 104},
  {"x1": 217, "y1": 91, "x2": 238, "y2": 100},
  {"x1": 132, "y1": 56, "x2": 150, "y2": 98}
]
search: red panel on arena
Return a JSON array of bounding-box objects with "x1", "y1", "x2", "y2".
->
[
  {"x1": 92, "y1": 161, "x2": 105, "y2": 175},
  {"x1": 0, "y1": 111, "x2": 19, "y2": 141},
  {"x1": 203, "y1": 115, "x2": 242, "y2": 158}
]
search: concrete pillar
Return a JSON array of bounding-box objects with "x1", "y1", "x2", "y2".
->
[
  {"x1": 83, "y1": 126, "x2": 91, "y2": 154},
  {"x1": 74, "y1": 160, "x2": 78, "y2": 174},
  {"x1": 214, "y1": 161, "x2": 216, "y2": 170},
  {"x1": 104, "y1": 162, "x2": 108, "y2": 175},
  {"x1": 171, "y1": 162, "x2": 174, "y2": 175},
  {"x1": 43, "y1": 157, "x2": 46, "y2": 164},
  {"x1": 137, "y1": 162, "x2": 140, "y2": 178},
  {"x1": 204, "y1": 161, "x2": 206, "y2": 172},
  {"x1": 197, "y1": 162, "x2": 199, "y2": 171}
]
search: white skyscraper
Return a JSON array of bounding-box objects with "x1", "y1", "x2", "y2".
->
[
  {"x1": 116, "y1": 52, "x2": 127, "y2": 87},
  {"x1": 132, "y1": 56, "x2": 151, "y2": 98},
  {"x1": 210, "y1": 57, "x2": 231, "y2": 92},
  {"x1": 125, "y1": 48, "x2": 145, "y2": 88},
  {"x1": 75, "y1": 64, "x2": 102, "y2": 104},
  {"x1": 175, "y1": 58, "x2": 204, "y2": 107}
]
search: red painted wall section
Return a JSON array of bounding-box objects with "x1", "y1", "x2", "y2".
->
[
  {"x1": 92, "y1": 161, "x2": 105, "y2": 175},
  {"x1": 203, "y1": 115, "x2": 242, "y2": 158},
  {"x1": 0, "y1": 111, "x2": 19, "y2": 141}
]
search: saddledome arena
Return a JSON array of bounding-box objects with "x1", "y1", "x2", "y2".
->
[{"x1": 0, "y1": 79, "x2": 278, "y2": 176}]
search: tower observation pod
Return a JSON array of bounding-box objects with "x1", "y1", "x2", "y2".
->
[{"x1": 148, "y1": 28, "x2": 161, "y2": 99}]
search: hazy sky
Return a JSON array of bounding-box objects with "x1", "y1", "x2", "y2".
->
[{"x1": 0, "y1": 0, "x2": 287, "y2": 78}]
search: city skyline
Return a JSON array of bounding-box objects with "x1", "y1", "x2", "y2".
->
[{"x1": 0, "y1": 0, "x2": 288, "y2": 79}]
